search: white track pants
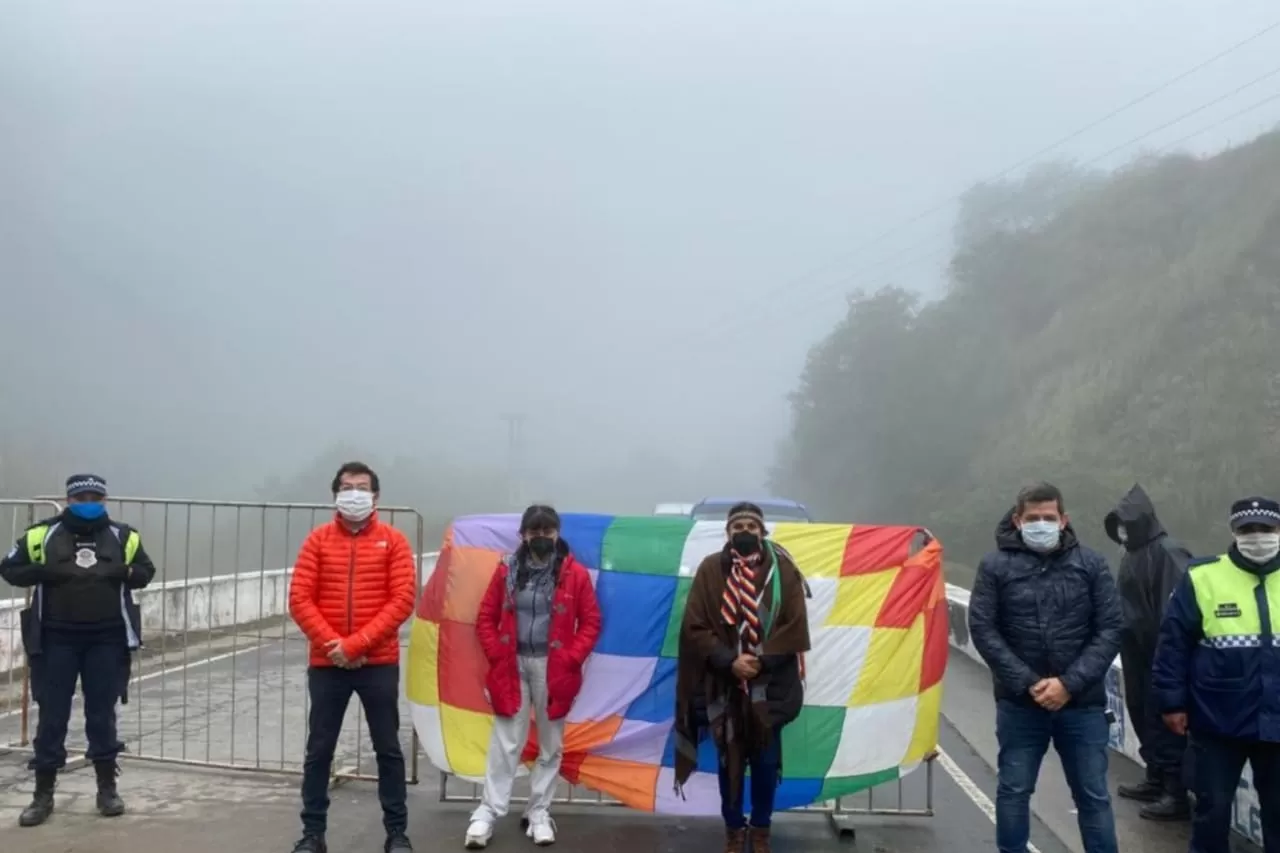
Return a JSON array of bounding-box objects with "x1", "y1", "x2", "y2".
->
[{"x1": 472, "y1": 655, "x2": 566, "y2": 823}]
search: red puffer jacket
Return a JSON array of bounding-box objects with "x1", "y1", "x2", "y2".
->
[
  {"x1": 476, "y1": 548, "x2": 601, "y2": 720},
  {"x1": 288, "y1": 514, "x2": 418, "y2": 668}
]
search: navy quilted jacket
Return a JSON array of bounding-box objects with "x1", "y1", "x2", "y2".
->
[{"x1": 967, "y1": 509, "x2": 1123, "y2": 708}]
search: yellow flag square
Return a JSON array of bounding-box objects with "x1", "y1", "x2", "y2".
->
[
  {"x1": 770, "y1": 524, "x2": 851, "y2": 579},
  {"x1": 826, "y1": 569, "x2": 899, "y2": 627},
  {"x1": 405, "y1": 619, "x2": 440, "y2": 707},
  {"x1": 905, "y1": 682, "x2": 943, "y2": 762},
  {"x1": 441, "y1": 704, "x2": 495, "y2": 778},
  {"x1": 849, "y1": 616, "x2": 925, "y2": 705}
]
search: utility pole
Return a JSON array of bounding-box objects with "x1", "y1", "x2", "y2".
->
[{"x1": 499, "y1": 413, "x2": 525, "y2": 510}]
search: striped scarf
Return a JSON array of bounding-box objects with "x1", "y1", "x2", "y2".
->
[{"x1": 720, "y1": 549, "x2": 763, "y2": 649}]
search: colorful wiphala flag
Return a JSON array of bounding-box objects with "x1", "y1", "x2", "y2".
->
[{"x1": 407, "y1": 514, "x2": 946, "y2": 815}]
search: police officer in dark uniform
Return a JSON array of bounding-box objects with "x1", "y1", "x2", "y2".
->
[
  {"x1": 1153, "y1": 496, "x2": 1280, "y2": 853},
  {"x1": 0, "y1": 475, "x2": 156, "y2": 827}
]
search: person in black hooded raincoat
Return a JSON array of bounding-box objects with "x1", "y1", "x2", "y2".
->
[{"x1": 1104, "y1": 484, "x2": 1193, "y2": 821}]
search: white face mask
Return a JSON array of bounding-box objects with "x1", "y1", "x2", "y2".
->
[
  {"x1": 1116, "y1": 526, "x2": 1128, "y2": 545},
  {"x1": 1020, "y1": 520, "x2": 1062, "y2": 553},
  {"x1": 1236, "y1": 532, "x2": 1280, "y2": 564},
  {"x1": 335, "y1": 489, "x2": 375, "y2": 522}
]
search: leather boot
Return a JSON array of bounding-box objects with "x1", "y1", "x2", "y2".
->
[
  {"x1": 290, "y1": 835, "x2": 327, "y2": 853},
  {"x1": 19, "y1": 770, "x2": 56, "y2": 827},
  {"x1": 748, "y1": 826, "x2": 772, "y2": 853},
  {"x1": 723, "y1": 827, "x2": 747, "y2": 853},
  {"x1": 1117, "y1": 768, "x2": 1162, "y2": 802},
  {"x1": 1139, "y1": 772, "x2": 1190, "y2": 822},
  {"x1": 94, "y1": 761, "x2": 125, "y2": 817}
]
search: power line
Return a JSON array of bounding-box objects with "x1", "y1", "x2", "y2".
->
[
  {"x1": 1153, "y1": 90, "x2": 1280, "y2": 153},
  {"x1": 1086, "y1": 63, "x2": 1280, "y2": 164},
  {"x1": 662, "y1": 18, "x2": 1280, "y2": 338},
  {"x1": 554, "y1": 33, "x2": 1280, "y2": 441},
  {"x1": 967, "y1": 19, "x2": 1280, "y2": 190},
  {"x1": 561, "y1": 67, "x2": 1280, "y2": 443},
  {"x1": 690, "y1": 62, "x2": 1280, "y2": 352}
]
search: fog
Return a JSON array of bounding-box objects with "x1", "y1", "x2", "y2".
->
[{"x1": 2, "y1": 0, "x2": 1277, "y2": 518}]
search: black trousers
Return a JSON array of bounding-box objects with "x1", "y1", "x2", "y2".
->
[
  {"x1": 300, "y1": 664, "x2": 407, "y2": 836},
  {"x1": 30, "y1": 633, "x2": 127, "y2": 771},
  {"x1": 1190, "y1": 735, "x2": 1280, "y2": 853},
  {"x1": 1121, "y1": 643, "x2": 1186, "y2": 777}
]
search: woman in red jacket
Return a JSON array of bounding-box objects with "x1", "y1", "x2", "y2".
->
[{"x1": 464, "y1": 505, "x2": 601, "y2": 849}]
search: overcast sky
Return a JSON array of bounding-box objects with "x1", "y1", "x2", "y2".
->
[{"x1": 2, "y1": 0, "x2": 1277, "y2": 505}]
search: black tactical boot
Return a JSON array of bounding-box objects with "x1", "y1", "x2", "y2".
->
[
  {"x1": 1139, "y1": 773, "x2": 1191, "y2": 822},
  {"x1": 291, "y1": 834, "x2": 328, "y2": 853},
  {"x1": 19, "y1": 769, "x2": 56, "y2": 827},
  {"x1": 94, "y1": 761, "x2": 125, "y2": 817},
  {"x1": 1117, "y1": 769, "x2": 1162, "y2": 802},
  {"x1": 384, "y1": 833, "x2": 412, "y2": 852}
]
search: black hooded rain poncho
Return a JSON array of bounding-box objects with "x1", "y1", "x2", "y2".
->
[{"x1": 1104, "y1": 484, "x2": 1192, "y2": 775}]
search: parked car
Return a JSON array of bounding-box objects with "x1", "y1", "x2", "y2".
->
[
  {"x1": 689, "y1": 497, "x2": 813, "y2": 524},
  {"x1": 652, "y1": 502, "x2": 694, "y2": 516}
]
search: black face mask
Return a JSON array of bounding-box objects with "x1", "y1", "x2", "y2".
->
[
  {"x1": 528, "y1": 536, "x2": 556, "y2": 560},
  {"x1": 730, "y1": 532, "x2": 761, "y2": 555}
]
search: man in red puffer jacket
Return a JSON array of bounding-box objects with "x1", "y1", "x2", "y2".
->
[
  {"x1": 464, "y1": 504, "x2": 601, "y2": 849},
  {"x1": 287, "y1": 461, "x2": 418, "y2": 853}
]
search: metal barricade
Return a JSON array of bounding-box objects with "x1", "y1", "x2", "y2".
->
[
  {"x1": 438, "y1": 753, "x2": 936, "y2": 838},
  {"x1": 1, "y1": 498, "x2": 66, "y2": 749},
  {"x1": 7, "y1": 496, "x2": 427, "y2": 786},
  {"x1": 793, "y1": 754, "x2": 937, "y2": 837}
]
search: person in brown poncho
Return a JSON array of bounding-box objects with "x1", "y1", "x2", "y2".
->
[{"x1": 674, "y1": 501, "x2": 811, "y2": 853}]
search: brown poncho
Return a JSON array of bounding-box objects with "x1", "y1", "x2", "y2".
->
[{"x1": 673, "y1": 541, "x2": 811, "y2": 803}]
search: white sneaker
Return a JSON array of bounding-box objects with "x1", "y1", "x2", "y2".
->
[
  {"x1": 526, "y1": 816, "x2": 556, "y2": 846},
  {"x1": 464, "y1": 819, "x2": 493, "y2": 849}
]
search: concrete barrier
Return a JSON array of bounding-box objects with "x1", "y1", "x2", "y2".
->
[
  {"x1": 0, "y1": 552, "x2": 442, "y2": 681},
  {"x1": 945, "y1": 581, "x2": 1262, "y2": 846}
]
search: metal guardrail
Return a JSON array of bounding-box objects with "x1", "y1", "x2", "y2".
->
[{"x1": 2, "y1": 497, "x2": 427, "y2": 786}]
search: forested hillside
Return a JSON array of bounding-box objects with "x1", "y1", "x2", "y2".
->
[{"x1": 773, "y1": 132, "x2": 1280, "y2": 570}]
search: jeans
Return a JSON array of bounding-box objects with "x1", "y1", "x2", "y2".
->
[
  {"x1": 995, "y1": 700, "x2": 1118, "y2": 853},
  {"x1": 30, "y1": 633, "x2": 127, "y2": 771},
  {"x1": 1189, "y1": 734, "x2": 1280, "y2": 853},
  {"x1": 718, "y1": 726, "x2": 782, "y2": 830},
  {"x1": 300, "y1": 665, "x2": 407, "y2": 837}
]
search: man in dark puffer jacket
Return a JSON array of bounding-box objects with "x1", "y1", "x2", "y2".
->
[{"x1": 968, "y1": 482, "x2": 1123, "y2": 853}]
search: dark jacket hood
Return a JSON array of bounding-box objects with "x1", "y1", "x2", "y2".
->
[
  {"x1": 995, "y1": 507, "x2": 1080, "y2": 554},
  {"x1": 1104, "y1": 484, "x2": 1167, "y2": 550}
]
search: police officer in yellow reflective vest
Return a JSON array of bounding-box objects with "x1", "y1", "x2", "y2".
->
[
  {"x1": 0, "y1": 475, "x2": 156, "y2": 827},
  {"x1": 1153, "y1": 496, "x2": 1280, "y2": 853}
]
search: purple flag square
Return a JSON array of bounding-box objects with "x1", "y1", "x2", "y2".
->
[{"x1": 566, "y1": 653, "x2": 657, "y2": 724}]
